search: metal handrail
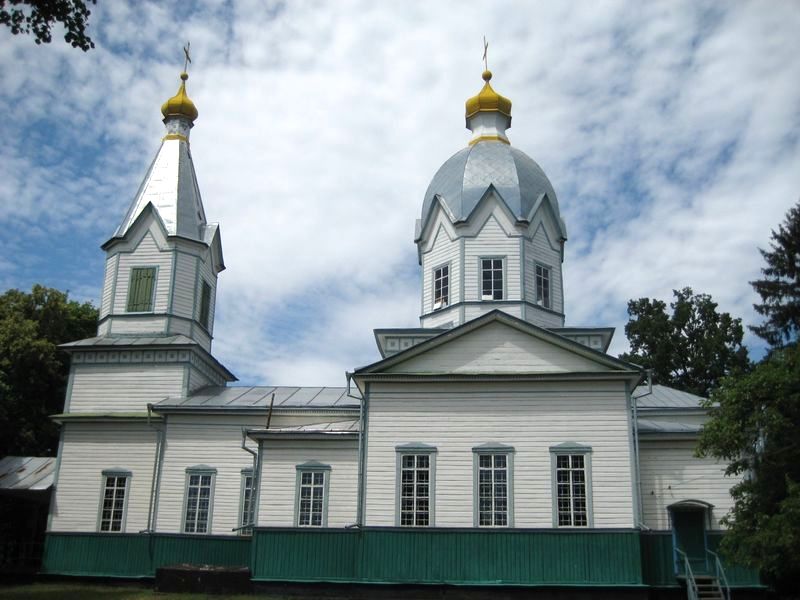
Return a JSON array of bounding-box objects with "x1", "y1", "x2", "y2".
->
[
  {"x1": 707, "y1": 549, "x2": 731, "y2": 600},
  {"x1": 676, "y1": 548, "x2": 699, "y2": 600}
]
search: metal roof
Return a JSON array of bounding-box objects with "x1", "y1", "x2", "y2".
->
[
  {"x1": 633, "y1": 384, "x2": 707, "y2": 409},
  {"x1": 61, "y1": 334, "x2": 198, "y2": 348},
  {"x1": 636, "y1": 419, "x2": 702, "y2": 434},
  {"x1": 156, "y1": 386, "x2": 360, "y2": 411},
  {"x1": 59, "y1": 334, "x2": 236, "y2": 382},
  {"x1": 0, "y1": 456, "x2": 55, "y2": 492},
  {"x1": 112, "y1": 137, "x2": 212, "y2": 244},
  {"x1": 420, "y1": 142, "x2": 565, "y2": 234},
  {"x1": 264, "y1": 419, "x2": 359, "y2": 433}
]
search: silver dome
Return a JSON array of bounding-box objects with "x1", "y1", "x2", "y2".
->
[{"x1": 421, "y1": 141, "x2": 563, "y2": 231}]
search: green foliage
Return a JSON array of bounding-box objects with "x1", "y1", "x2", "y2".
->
[
  {"x1": 0, "y1": 285, "x2": 97, "y2": 457},
  {"x1": 0, "y1": 0, "x2": 96, "y2": 51},
  {"x1": 750, "y1": 199, "x2": 800, "y2": 348},
  {"x1": 619, "y1": 287, "x2": 749, "y2": 397},
  {"x1": 697, "y1": 344, "x2": 800, "y2": 591}
]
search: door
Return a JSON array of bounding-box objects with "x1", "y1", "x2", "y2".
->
[{"x1": 672, "y1": 509, "x2": 707, "y2": 575}]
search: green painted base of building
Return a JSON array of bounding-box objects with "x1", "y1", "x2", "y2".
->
[{"x1": 41, "y1": 528, "x2": 762, "y2": 591}]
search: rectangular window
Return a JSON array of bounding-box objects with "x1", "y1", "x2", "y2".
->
[
  {"x1": 555, "y1": 454, "x2": 589, "y2": 527},
  {"x1": 99, "y1": 474, "x2": 128, "y2": 532},
  {"x1": 477, "y1": 454, "x2": 509, "y2": 526},
  {"x1": 433, "y1": 265, "x2": 449, "y2": 309},
  {"x1": 481, "y1": 258, "x2": 504, "y2": 300},
  {"x1": 297, "y1": 471, "x2": 326, "y2": 527},
  {"x1": 535, "y1": 264, "x2": 551, "y2": 309},
  {"x1": 184, "y1": 471, "x2": 214, "y2": 534},
  {"x1": 126, "y1": 267, "x2": 156, "y2": 312},
  {"x1": 400, "y1": 454, "x2": 431, "y2": 526},
  {"x1": 239, "y1": 470, "x2": 254, "y2": 536},
  {"x1": 198, "y1": 280, "x2": 212, "y2": 328}
]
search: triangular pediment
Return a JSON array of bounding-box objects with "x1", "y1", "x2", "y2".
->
[{"x1": 357, "y1": 311, "x2": 640, "y2": 376}]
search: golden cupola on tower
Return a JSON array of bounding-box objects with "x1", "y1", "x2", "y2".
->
[
  {"x1": 464, "y1": 70, "x2": 513, "y2": 145},
  {"x1": 465, "y1": 70, "x2": 512, "y2": 120},
  {"x1": 161, "y1": 72, "x2": 199, "y2": 123}
]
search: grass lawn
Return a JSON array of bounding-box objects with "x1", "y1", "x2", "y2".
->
[{"x1": 0, "y1": 582, "x2": 302, "y2": 600}]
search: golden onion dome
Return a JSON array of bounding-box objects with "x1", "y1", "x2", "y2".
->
[
  {"x1": 161, "y1": 72, "x2": 198, "y2": 122},
  {"x1": 465, "y1": 70, "x2": 512, "y2": 119}
]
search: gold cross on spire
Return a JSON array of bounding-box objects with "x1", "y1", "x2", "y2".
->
[
  {"x1": 482, "y1": 36, "x2": 489, "y2": 71},
  {"x1": 183, "y1": 42, "x2": 192, "y2": 73}
]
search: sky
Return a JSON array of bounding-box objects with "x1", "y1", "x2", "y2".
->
[{"x1": 0, "y1": 0, "x2": 798, "y2": 386}]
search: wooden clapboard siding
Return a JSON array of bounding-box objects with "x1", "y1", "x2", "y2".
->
[
  {"x1": 523, "y1": 221, "x2": 563, "y2": 318},
  {"x1": 364, "y1": 380, "x2": 634, "y2": 528},
  {"x1": 68, "y1": 363, "x2": 185, "y2": 412},
  {"x1": 258, "y1": 440, "x2": 359, "y2": 527},
  {"x1": 196, "y1": 250, "x2": 218, "y2": 338},
  {"x1": 113, "y1": 232, "x2": 172, "y2": 316},
  {"x1": 49, "y1": 422, "x2": 158, "y2": 533},
  {"x1": 387, "y1": 321, "x2": 606, "y2": 374},
  {"x1": 464, "y1": 215, "x2": 521, "y2": 302},
  {"x1": 156, "y1": 419, "x2": 257, "y2": 535},
  {"x1": 639, "y1": 439, "x2": 738, "y2": 530},
  {"x1": 421, "y1": 223, "x2": 460, "y2": 313},
  {"x1": 99, "y1": 254, "x2": 118, "y2": 319},
  {"x1": 171, "y1": 251, "x2": 198, "y2": 319}
]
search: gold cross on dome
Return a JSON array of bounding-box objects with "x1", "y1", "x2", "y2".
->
[
  {"x1": 483, "y1": 36, "x2": 489, "y2": 71},
  {"x1": 183, "y1": 42, "x2": 192, "y2": 73}
]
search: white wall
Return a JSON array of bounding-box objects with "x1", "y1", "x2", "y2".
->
[
  {"x1": 639, "y1": 438, "x2": 738, "y2": 530},
  {"x1": 68, "y1": 363, "x2": 185, "y2": 413},
  {"x1": 421, "y1": 223, "x2": 460, "y2": 314},
  {"x1": 113, "y1": 231, "x2": 172, "y2": 316},
  {"x1": 387, "y1": 321, "x2": 607, "y2": 374},
  {"x1": 258, "y1": 439, "x2": 359, "y2": 527},
  {"x1": 464, "y1": 215, "x2": 520, "y2": 302},
  {"x1": 364, "y1": 380, "x2": 635, "y2": 528},
  {"x1": 49, "y1": 422, "x2": 158, "y2": 533},
  {"x1": 154, "y1": 413, "x2": 358, "y2": 534},
  {"x1": 99, "y1": 254, "x2": 118, "y2": 320},
  {"x1": 171, "y1": 251, "x2": 197, "y2": 320}
]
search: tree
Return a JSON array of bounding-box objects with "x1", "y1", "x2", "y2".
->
[
  {"x1": 0, "y1": 0, "x2": 96, "y2": 51},
  {"x1": 697, "y1": 344, "x2": 800, "y2": 592},
  {"x1": 750, "y1": 199, "x2": 800, "y2": 348},
  {"x1": 0, "y1": 285, "x2": 97, "y2": 457},
  {"x1": 619, "y1": 287, "x2": 749, "y2": 397}
]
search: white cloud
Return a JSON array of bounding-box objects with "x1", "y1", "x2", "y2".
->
[{"x1": 0, "y1": 0, "x2": 798, "y2": 383}]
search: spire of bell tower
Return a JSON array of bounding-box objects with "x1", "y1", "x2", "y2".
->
[
  {"x1": 97, "y1": 57, "x2": 226, "y2": 354},
  {"x1": 112, "y1": 67, "x2": 209, "y2": 244}
]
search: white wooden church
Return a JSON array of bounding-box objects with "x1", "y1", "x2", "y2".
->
[{"x1": 41, "y1": 67, "x2": 763, "y2": 596}]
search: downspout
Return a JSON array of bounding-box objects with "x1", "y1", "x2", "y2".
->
[
  {"x1": 233, "y1": 427, "x2": 258, "y2": 532},
  {"x1": 347, "y1": 372, "x2": 366, "y2": 527},
  {"x1": 144, "y1": 403, "x2": 165, "y2": 533},
  {"x1": 238, "y1": 394, "x2": 273, "y2": 533},
  {"x1": 632, "y1": 370, "x2": 653, "y2": 530}
]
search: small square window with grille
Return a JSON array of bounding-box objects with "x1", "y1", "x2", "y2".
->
[
  {"x1": 400, "y1": 454, "x2": 431, "y2": 527},
  {"x1": 535, "y1": 264, "x2": 551, "y2": 309},
  {"x1": 184, "y1": 473, "x2": 213, "y2": 533},
  {"x1": 477, "y1": 454, "x2": 509, "y2": 527},
  {"x1": 481, "y1": 258, "x2": 503, "y2": 300},
  {"x1": 556, "y1": 454, "x2": 588, "y2": 527},
  {"x1": 99, "y1": 475, "x2": 128, "y2": 532},
  {"x1": 433, "y1": 265, "x2": 449, "y2": 309},
  {"x1": 297, "y1": 471, "x2": 326, "y2": 527}
]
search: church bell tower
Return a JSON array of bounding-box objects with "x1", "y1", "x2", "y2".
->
[{"x1": 96, "y1": 70, "x2": 225, "y2": 353}]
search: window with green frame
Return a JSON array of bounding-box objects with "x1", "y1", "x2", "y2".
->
[
  {"x1": 126, "y1": 267, "x2": 156, "y2": 312},
  {"x1": 198, "y1": 280, "x2": 211, "y2": 328}
]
